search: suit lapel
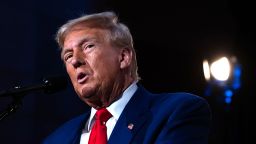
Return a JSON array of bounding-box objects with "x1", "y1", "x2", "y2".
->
[
  {"x1": 71, "y1": 112, "x2": 90, "y2": 144},
  {"x1": 108, "y1": 85, "x2": 153, "y2": 144}
]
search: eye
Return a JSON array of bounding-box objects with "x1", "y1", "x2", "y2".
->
[
  {"x1": 82, "y1": 43, "x2": 95, "y2": 50},
  {"x1": 63, "y1": 53, "x2": 73, "y2": 62},
  {"x1": 87, "y1": 44, "x2": 95, "y2": 48}
]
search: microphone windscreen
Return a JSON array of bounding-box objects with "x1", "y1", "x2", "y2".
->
[{"x1": 43, "y1": 75, "x2": 68, "y2": 94}]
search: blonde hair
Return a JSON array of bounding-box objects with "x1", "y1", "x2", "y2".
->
[{"x1": 55, "y1": 11, "x2": 139, "y2": 80}]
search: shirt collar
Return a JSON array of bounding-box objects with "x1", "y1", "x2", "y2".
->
[{"x1": 86, "y1": 82, "x2": 138, "y2": 131}]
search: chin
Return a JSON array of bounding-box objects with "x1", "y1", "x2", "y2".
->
[{"x1": 79, "y1": 86, "x2": 96, "y2": 99}]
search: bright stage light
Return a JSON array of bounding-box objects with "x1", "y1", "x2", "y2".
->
[
  {"x1": 210, "y1": 57, "x2": 231, "y2": 81},
  {"x1": 203, "y1": 60, "x2": 211, "y2": 81},
  {"x1": 203, "y1": 57, "x2": 231, "y2": 82},
  {"x1": 202, "y1": 55, "x2": 241, "y2": 106}
]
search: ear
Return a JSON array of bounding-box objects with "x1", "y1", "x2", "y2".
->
[{"x1": 119, "y1": 47, "x2": 132, "y2": 69}]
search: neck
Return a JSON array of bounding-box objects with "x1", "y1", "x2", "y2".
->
[{"x1": 99, "y1": 75, "x2": 135, "y2": 108}]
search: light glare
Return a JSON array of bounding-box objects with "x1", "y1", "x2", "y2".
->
[
  {"x1": 210, "y1": 57, "x2": 231, "y2": 81},
  {"x1": 203, "y1": 60, "x2": 211, "y2": 81}
]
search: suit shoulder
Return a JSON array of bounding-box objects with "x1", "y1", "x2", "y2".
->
[
  {"x1": 53, "y1": 113, "x2": 87, "y2": 132},
  {"x1": 154, "y1": 92, "x2": 207, "y2": 105},
  {"x1": 150, "y1": 92, "x2": 211, "y2": 115},
  {"x1": 42, "y1": 113, "x2": 88, "y2": 144},
  {"x1": 150, "y1": 92, "x2": 211, "y2": 121}
]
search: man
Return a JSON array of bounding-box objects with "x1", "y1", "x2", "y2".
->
[{"x1": 43, "y1": 11, "x2": 211, "y2": 144}]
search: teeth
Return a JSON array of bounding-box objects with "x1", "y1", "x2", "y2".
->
[
  {"x1": 78, "y1": 73, "x2": 86, "y2": 80},
  {"x1": 77, "y1": 73, "x2": 87, "y2": 84}
]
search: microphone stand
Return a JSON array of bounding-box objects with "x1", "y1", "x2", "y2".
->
[{"x1": 0, "y1": 86, "x2": 24, "y2": 121}]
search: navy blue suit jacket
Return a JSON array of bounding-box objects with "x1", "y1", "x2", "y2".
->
[{"x1": 43, "y1": 85, "x2": 211, "y2": 144}]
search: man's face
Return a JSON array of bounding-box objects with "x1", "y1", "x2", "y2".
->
[{"x1": 62, "y1": 28, "x2": 123, "y2": 108}]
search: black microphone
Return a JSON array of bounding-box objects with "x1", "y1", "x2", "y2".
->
[{"x1": 0, "y1": 75, "x2": 68, "y2": 97}]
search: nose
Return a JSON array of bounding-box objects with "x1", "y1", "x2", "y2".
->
[{"x1": 71, "y1": 51, "x2": 85, "y2": 68}]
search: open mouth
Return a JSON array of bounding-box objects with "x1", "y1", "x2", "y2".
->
[{"x1": 77, "y1": 72, "x2": 87, "y2": 84}]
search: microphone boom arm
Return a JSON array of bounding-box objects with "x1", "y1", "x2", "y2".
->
[
  {"x1": 0, "y1": 84, "x2": 46, "y2": 97},
  {"x1": 0, "y1": 76, "x2": 67, "y2": 121}
]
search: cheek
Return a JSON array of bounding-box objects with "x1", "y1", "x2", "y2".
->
[
  {"x1": 97, "y1": 63, "x2": 120, "y2": 84},
  {"x1": 93, "y1": 57, "x2": 119, "y2": 75},
  {"x1": 66, "y1": 65, "x2": 76, "y2": 81}
]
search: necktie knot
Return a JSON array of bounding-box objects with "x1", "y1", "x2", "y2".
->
[{"x1": 95, "y1": 108, "x2": 112, "y2": 123}]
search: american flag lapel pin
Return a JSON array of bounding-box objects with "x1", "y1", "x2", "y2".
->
[{"x1": 127, "y1": 123, "x2": 134, "y2": 130}]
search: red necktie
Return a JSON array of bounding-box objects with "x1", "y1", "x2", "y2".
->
[{"x1": 88, "y1": 108, "x2": 112, "y2": 144}]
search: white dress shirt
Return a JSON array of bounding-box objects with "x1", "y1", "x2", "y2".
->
[{"x1": 80, "y1": 82, "x2": 138, "y2": 144}]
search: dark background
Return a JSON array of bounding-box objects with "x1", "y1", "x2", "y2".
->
[{"x1": 0, "y1": 0, "x2": 255, "y2": 143}]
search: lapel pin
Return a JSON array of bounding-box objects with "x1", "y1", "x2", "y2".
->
[{"x1": 127, "y1": 123, "x2": 134, "y2": 130}]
